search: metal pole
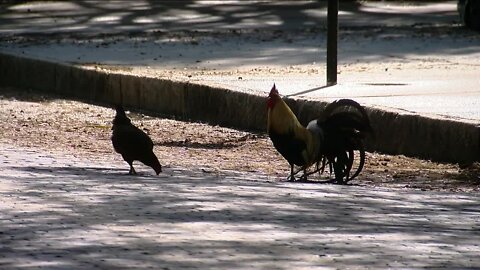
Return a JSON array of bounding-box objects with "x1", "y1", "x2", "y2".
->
[{"x1": 327, "y1": 0, "x2": 338, "y2": 85}]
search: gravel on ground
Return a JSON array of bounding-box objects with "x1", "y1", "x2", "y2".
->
[{"x1": 0, "y1": 87, "x2": 478, "y2": 192}]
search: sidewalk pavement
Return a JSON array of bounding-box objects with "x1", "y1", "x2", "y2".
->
[
  {"x1": 1, "y1": 144, "x2": 480, "y2": 269},
  {"x1": 0, "y1": 1, "x2": 479, "y2": 163}
]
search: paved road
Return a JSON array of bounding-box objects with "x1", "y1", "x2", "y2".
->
[
  {"x1": 0, "y1": 1, "x2": 458, "y2": 35},
  {"x1": 1, "y1": 144, "x2": 479, "y2": 269}
]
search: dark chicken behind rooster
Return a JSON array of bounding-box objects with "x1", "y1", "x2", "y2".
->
[
  {"x1": 267, "y1": 84, "x2": 372, "y2": 183},
  {"x1": 308, "y1": 99, "x2": 372, "y2": 183},
  {"x1": 111, "y1": 106, "x2": 162, "y2": 175}
]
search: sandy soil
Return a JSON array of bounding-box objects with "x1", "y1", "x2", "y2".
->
[{"x1": 0, "y1": 87, "x2": 478, "y2": 192}]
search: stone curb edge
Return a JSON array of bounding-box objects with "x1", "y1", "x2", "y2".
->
[{"x1": 1, "y1": 52, "x2": 478, "y2": 164}]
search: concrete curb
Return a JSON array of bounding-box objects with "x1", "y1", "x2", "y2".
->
[{"x1": 1, "y1": 52, "x2": 479, "y2": 164}]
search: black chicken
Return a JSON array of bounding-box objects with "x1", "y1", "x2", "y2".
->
[
  {"x1": 307, "y1": 99, "x2": 372, "y2": 183},
  {"x1": 111, "y1": 106, "x2": 162, "y2": 175}
]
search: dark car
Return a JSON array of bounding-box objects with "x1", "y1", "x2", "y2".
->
[{"x1": 458, "y1": 0, "x2": 480, "y2": 30}]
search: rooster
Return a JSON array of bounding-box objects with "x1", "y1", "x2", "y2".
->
[
  {"x1": 267, "y1": 84, "x2": 372, "y2": 183},
  {"x1": 267, "y1": 84, "x2": 322, "y2": 181},
  {"x1": 111, "y1": 106, "x2": 162, "y2": 175}
]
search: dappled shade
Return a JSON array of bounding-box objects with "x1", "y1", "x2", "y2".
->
[{"x1": 1, "y1": 145, "x2": 479, "y2": 269}]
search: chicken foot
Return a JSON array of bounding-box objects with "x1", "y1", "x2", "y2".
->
[{"x1": 128, "y1": 162, "x2": 137, "y2": 175}]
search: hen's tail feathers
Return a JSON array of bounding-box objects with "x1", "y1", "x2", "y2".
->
[{"x1": 148, "y1": 153, "x2": 163, "y2": 175}]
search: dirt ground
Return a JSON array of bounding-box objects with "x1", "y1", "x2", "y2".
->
[{"x1": 0, "y1": 87, "x2": 479, "y2": 192}]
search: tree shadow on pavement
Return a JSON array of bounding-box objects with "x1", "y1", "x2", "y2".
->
[
  {"x1": 1, "y1": 157, "x2": 480, "y2": 269},
  {"x1": 0, "y1": 0, "x2": 474, "y2": 64},
  {"x1": 0, "y1": 1, "x2": 461, "y2": 34}
]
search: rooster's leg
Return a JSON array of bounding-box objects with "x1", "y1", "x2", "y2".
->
[
  {"x1": 287, "y1": 164, "x2": 296, "y2": 182},
  {"x1": 299, "y1": 168, "x2": 308, "y2": 182},
  {"x1": 319, "y1": 157, "x2": 327, "y2": 174},
  {"x1": 328, "y1": 161, "x2": 333, "y2": 177},
  {"x1": 333, "y1": 160, "x2": 347, "y2": 184}
]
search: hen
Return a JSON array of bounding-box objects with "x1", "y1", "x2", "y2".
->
[{"x1": 111, "y1": 106, "x2": 162, "y2": 175}]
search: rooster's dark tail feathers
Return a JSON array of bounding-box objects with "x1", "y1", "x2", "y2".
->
[{"x1": 318, "y1": 99, "x2": 373, "y2": 183}]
